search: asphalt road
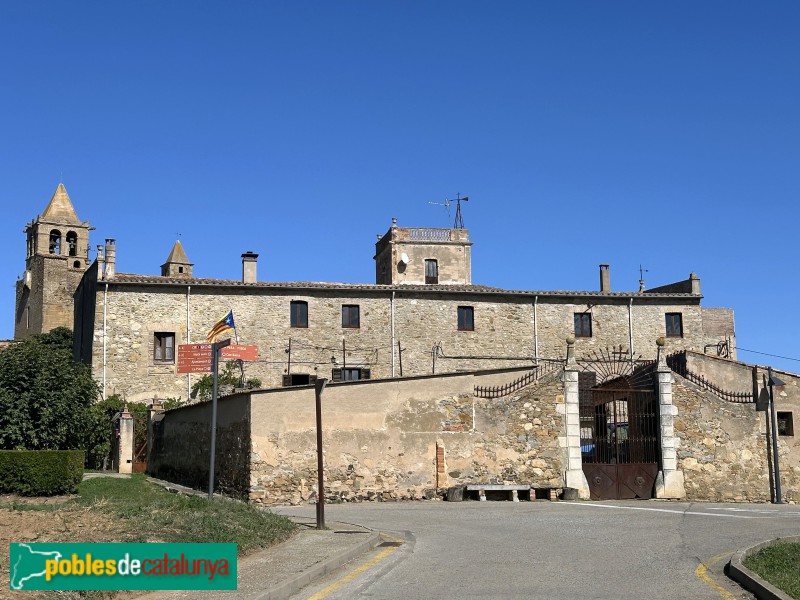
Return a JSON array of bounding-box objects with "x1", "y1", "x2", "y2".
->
[{"x1": 276, "y1": 500, "x2": 800, "y2": 600}]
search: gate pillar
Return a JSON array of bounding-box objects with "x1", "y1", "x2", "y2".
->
[
  {"x1": 118, "y1": 406, "x2": 134, "y2": 474},
  {"x1": 563, "y1": 337, "x2": 590, "y2": 499},
  {"x1": 655, "y1": 338, "x2": 686, "y2": 499}
]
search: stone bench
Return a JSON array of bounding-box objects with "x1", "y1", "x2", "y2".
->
[{"x1": 465, "y1": 484, "x2": 531, "y2": 502}]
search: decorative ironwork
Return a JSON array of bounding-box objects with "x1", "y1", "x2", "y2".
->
[
  {"x1": 666, "y1": 351, "x2": 753, "y2": 403},
  {"x1": 474, "y1": 359, "x2": 564, "y2": 399},
  {"x1": 575, "y1": 345, "x2": 655, "y2": 389},
  {"x1": 409, "y1": 228, "x2": 451, "y2": 241}
]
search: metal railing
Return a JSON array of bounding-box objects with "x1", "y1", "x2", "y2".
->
[
  {"x1": 666, "y1": 351, "x2": 753, "y2": 403},
  {"x1": 474, "y1": 359, "x2": 564, "y2": 399},
  {"x1": 408, "y1": 228, "x2": 451, "y2": 241}
]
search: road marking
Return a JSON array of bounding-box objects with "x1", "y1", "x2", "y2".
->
[
  {"x1": 695, "y1": 551, "x2": 737, "y2": 600},
  {"x1": 304, "y1": 545, "x2": 400, "y2": 600},
  {"x1": 707, "y1": 507, "x2": 800, "y2": 516},
  {"x1": 562, "y1": 502, "x2": 767, "y2": 519}
]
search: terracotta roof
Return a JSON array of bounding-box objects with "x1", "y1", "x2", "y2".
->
[{"x1": 107, "y1": 273, "x2": 701, "y2": 299}]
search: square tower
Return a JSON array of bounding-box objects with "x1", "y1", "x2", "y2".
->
[{"x1": 374, "y1": 218, "x2": 472, "y2": 285}]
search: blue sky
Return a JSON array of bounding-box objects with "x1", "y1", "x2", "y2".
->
[{"x1": 2, "y1": 2, "x2": 799, "y2": 372}]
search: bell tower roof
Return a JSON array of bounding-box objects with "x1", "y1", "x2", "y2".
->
[
  {"x1": 161, "y1": 240, "x2": 193, "y2": 278},
  {"x1": 41, "y1": 183, "x2": 82, "y2": 224}
]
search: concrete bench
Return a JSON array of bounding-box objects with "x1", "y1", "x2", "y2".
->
[{"x1": 465, "y1": 484, "x2": 531, "y2": 502}]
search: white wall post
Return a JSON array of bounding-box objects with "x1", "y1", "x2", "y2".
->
[
  {"x1": 563, "y1": 336, "x2": 590, "y2": 499},
  {"x1": 654, "y1": 338, "x2": 686, "y2": 499},
  {"x1": 118, "y1": 406, "x2": 134, "y2": 474}
]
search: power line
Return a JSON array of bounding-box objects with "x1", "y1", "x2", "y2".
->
[{"x1": 736, "y1": 346, "x2": 800, "y2": 363}]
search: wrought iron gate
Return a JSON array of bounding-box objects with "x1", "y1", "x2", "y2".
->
[{"x1": 579, "y1": 372, "x2": 660, "y2": 500}]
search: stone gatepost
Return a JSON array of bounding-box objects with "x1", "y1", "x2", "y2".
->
[
  {"x1": 654, "y1": 338, "x2": 686, "y2": 499},
  {"x1": 562, "y1": 336, "x2": 590, "y2": 499},
  {"x1": 118, "y1": 406, "x2": 134, "y2": 474}
]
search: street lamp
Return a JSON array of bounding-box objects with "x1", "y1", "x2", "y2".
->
[{"x1": 314, "y1": 378, "x2": 329, "y2": 529}]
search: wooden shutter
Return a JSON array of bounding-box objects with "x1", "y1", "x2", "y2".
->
[
  {"x1": 332, "y1": 368, "x2": 342, "y2": 382},
  {"x1": 361, "y1": 368, "x2": 371, "y2": 380},
  {"x1": 282, "y1": 375, "x2": 292, "y2": 387}
]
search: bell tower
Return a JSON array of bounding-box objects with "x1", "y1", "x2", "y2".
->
[{"x1": 15, "y1": 184, "x2": 93, "y2": 339}]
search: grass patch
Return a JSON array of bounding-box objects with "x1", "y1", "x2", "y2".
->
[
  {"x1": 75, "y1": 474, "x2": 296, "y2": 554},
  {"x1": 743, "y1": 541, "x2": 800, "y2": 599}
]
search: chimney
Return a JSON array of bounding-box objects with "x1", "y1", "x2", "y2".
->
[
  {"x1": 104, "y1": 239, "x2": 116, "y2": 279},
  {"x1": 690, "y1": 272, "x2": 701, "y2": 295},
  {"x1": 242, "y1": 251, "x2": 259, "y2": 283},
  {"x1": 96, "y1": 244, "x2": 105, "y2": 279},
  {"x1": 599, "y1": 264, "x2": 610, "y2": 292}
]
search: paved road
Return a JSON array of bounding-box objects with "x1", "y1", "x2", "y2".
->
[{"x1": 275, "y1": 500, "x2": 800, "y2": 600}]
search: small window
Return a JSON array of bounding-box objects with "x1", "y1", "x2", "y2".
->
[
  {"x1": 66, "y1": 231, "x2": 78, "y2": 257},
  {"x1": 425, "y1": 259, "x2": 438, "y2": 284},
  {"x1": 290, "y1": 301, "x2": 308, "y2": 328},
  {"x1": 574, "y1": 313, "x2": 592, "y2": 337},
  {"x1": 178, "y1": 266, "x2": 184, "y2": 273},
  {"x1": 153, "y1": 332, "x2": 175, "y2": 363},
  {"x1": 73, "y1": 260, "x2": 81, "y2": 269},
  {"x1": 665, "y1": 313, "x2": 683, "y2": 337},
  {"x1": 282, "y1": 373, "x2": 317, "y2": 387},
  {"x1": 777, "y1": 412, "x2": 794, "y2": 436},
  {"x1": 342, "y1": 305, "x2": 360, "y2": 328},
  {"x1": 332, "y1": 368, "x2": 371, "y2": 382},
  {"x1": 457, "y1": 306, "x2": 474, "y2": 331}
]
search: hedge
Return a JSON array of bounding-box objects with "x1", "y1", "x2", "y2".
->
[{"x1": 0, "y1": 450, "x2": 84, "y2": 496}]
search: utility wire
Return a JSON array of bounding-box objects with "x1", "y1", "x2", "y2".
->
[{"x1": 735, "y1": 346, "x2": 800, "y2": 363}]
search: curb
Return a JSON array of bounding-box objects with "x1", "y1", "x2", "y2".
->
[
  {"x1": 728, "y1": 535, "x2": 800, "y2": 600},
  {"x1": 257, "y1": 530, "x2": 382, "y2": 600}
]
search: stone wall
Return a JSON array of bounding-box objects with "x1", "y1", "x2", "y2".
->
[
  {"x1": 78, "y1": 270, "x2": 724, "y2": 402},
  {"x1": 673, "y1": 377, "x2": 799, "y2": 503},
  {"x1": 148, "y1": 393, "x2": 251, "y2": 500},
  {"x1": 247, "y1": 369, "x2": 566, "y2": 505}
]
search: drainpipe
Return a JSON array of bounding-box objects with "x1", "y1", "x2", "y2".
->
[
  {"x1": 102, "y1": 282, "x2": 108, "y2": 400},
  {"x1": 390, "y1": 291, "x2": 396, "y2": 377},
  {"x1": 628, "y1": 298, "x2": 634, "y2": 362},
  {"x1": 186, "y1": 285, "x2": 191, "y2": 399},
  {"x1": 533, "y1": 296, "x2": 539, "y2": 361}
]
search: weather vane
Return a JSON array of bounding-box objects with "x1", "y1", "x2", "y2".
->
[{"x1": 428, "y1": 193, "x2": 470, "y2": 229}]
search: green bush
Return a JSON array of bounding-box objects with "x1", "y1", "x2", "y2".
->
[{"x1": 0, "y1": 449, "x2": 84, "y2": 495}]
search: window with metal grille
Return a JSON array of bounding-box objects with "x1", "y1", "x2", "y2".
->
[
  {"x1": 574, "y1": 313, "x2": 592, "y2": 337},
  {"x1": 778, "y1": 412, "x2": 794, "y2": 436},
  {"x1": 290, "y1": 301, "x2": 308, "y2": 328},
  {"x1": 665, "y1": 313, "x2": 683, "y2": 337},
  {"x1": 332, "y1": 367, "x2": 371, "y2": 382},
  {"x1": 153, "y1": 332, "x2": 175, "y2": 363},
  {"x1": 342, "y1": 304, "x2": 360, "y2": 328},
  {"x1": 425, "y1": 259, "x2": 438, "y2": 284},
  {"x1": 457, "y1": 306, "x2": 474, "y2": 331}
]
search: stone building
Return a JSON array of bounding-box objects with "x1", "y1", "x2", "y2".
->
[{"x1": 18, "y1": 185, "x2": 735, "y2": 402}]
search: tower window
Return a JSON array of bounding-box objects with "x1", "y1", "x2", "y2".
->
[
  {"x1": 66, "y1": 231, "x2": 78, "y2": 257},
  {"x1": 73, "y1": 260, "x2": 81, "y2": 269},
  {"x1": 153, "y1": 332, "x2": 175, "y2": 363},
  {"x1": 342, "y1": 305, "x2": 360, "y2": 328},
  {"x1": 665, "y1": 313, "x2": 683, "y2": 337},
  {"x1": 457, "y1": 306, "x2": 474, "y2": 331},
  {"x1": 425, "y1": 259, "x2": 438, "y2": 284},
  {"x1": 290, "y1": 301, "x2": 308, "y2": 328},
  {"x1": 778, "y1": 412, "x2": 794, "y2": 436},
  {"x1": 574, "y1": 313, "x2": 592, "y2": 337},
  {"x1": 49, "y1": 230, "x2": 61, "y2": 254}
]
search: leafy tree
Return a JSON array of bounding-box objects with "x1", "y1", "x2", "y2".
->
[
  {"x1": 191, "y1": 360, "x2": 261, "y2": 402},
  {"x1": 0, "y1": 327, "x2": 99, "y2": 451}
]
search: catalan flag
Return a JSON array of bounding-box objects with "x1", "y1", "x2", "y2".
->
[{"x1": 207, "y1": 310, "x2": 236, "y2": 341}]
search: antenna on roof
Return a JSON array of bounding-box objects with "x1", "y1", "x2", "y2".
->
[
  {"x1": 452, "y1": 193, "x2": 469, "y2": 229},
  {"x1": 428, "y1": 197, "x2": 452, "y2": 225}
]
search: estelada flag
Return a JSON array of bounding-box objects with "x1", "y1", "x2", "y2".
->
[{"x1": 207, "y1": 310, "x2": 235, "y2": 341}]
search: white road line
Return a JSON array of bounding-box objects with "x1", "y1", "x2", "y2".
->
[{"x1": 559, "y1": 502, "x2": 768, "y2": 519}]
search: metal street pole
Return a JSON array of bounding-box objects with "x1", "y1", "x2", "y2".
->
[
  {"x1": 208, "y1": 338, "x2": 231, "y2": 501},
  {"x1": 315, "y1": 378, "x2": 329, "y2": 529},
  {"x1": 768, "y1": 368, "x2": 783, "y2": 504}
]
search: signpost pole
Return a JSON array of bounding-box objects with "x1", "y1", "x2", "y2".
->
[
  {"x1": 768, "y1": 368, "x2": 783, "y2": 504},
  {"x1": 208, "y1": 338, "x2": 231, "y2": 501},
  {"x1": 315, "y1": 378, "x2": 328, "y2": 529}
]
